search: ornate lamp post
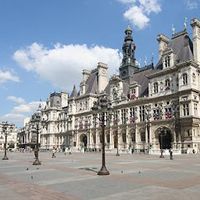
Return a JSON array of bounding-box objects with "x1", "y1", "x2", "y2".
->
[
  {"x1": 92, "y1": 93, "x2": 112, "y2": 176},
  {"x1": 116, "y1": 131, "x2": 120, "y2": 156},
  {"x1": 31, "y1": 112, "x2": 41, "y2": 165},
  {"x1": 159, "y1": 127, "x2": 165, "y2": 158},
  {"x1": 145, "y1": 105, "x2": 151, "y2": 153},
  {"x1": 113, "y1": 111, "x2": 120, "y2": 156},
  {"x1": 2, "y1": 121, "x2": 11, "y2": 160}
]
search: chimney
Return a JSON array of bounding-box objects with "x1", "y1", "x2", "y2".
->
[
  {"x1": 157, "y1": 34, "x2": 170, "y2": 59},
  {"x1": 82, "y1": 69, "x2": 91, "y2": 82},
  {"x1": 97, "y1": 62, "x2": 108, "y2": 93},
  {"x1": 191, "y1": 18, "x2": 200, "y2": 64}
]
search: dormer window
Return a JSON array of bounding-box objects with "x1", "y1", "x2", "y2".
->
[
  {"x1": 153, "y1": 82, "x2": 158, "y2": 93},
  {"x1": 164, "y1": 55, "x2": 170, "y2": 68},
  {"x1": 183, "y1": 73, "x2": 188, "y2": 85}
]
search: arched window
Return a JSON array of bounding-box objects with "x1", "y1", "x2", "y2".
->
[
  {"x1": 153, "y1": 82, "x2": 158, "y2": 93},
  {"x1": 165, "y1": 79, "x2": 170, "y2": 90},
  {"x1": 183, "y1": 73, "x2": 188, "y2": 85}
]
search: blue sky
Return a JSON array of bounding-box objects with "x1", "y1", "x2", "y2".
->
[{"x1": 0, "y1": 0, "x2": 200, "y2": 127}]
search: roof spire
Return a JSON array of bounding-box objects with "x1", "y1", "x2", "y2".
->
[
  {"x1": 70, "y1": 85, "x2": 78, "y2": 98},
  {"x1": 172, "y1": 24, "x2": 175, "y2": 35},
  {"x1": 184, "y1": 17, "x2": 188, "y2": 30}
]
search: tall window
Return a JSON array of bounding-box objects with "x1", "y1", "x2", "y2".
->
[
  {"x1": 165, "y1": 107, "x2": 172, "y2": 119},
  {"x1": 153, "y1": 108, "x2": 162, "y2": 120},
  {"x1": 121, "y1": 109, "x2": 127, "y2": 124},
  {"x1": 183, "y1": 103, "x2": 189, "y2": 116},
  {"x1": 130, "y1": 107, "x2": 136, "y2": 123},
  {"x1": 165, "y1": 79, "x2": 170, "y2": 90},
  {"x1": 113, "y1": 110, "x2": 118, "y2": 125},
  {"x1": 139, "y1": 106, "x2": 145, "y2": 122},
  {"x1": 183, "y1": 73, "x2": 188, "y2": 85},
  {"x1": 164, "y1": 55, "x2": 170, "y2": 68},
  {"x1": 153, "y1": 82, "x2": 158, "y2": 93}
]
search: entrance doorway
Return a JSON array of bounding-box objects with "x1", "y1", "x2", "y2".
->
[
  {"x1": 158, "y1": 128, "x2": 172, "y2": 149},
  {"x1": 80, "y1": 134, "x2": 87, "y2": 148}
]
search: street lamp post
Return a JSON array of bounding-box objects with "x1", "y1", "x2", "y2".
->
[
  {"x1": 2, "y1": 121, "x2": 10, "y2": 160},
  {"x1": 92, "y1": 93, "x2": 111, "y2": 176},
  {"x1": 145, "y1": 106, "x2": 151, "y2": 153},
  {"x1": 160, "y1": 128, "x2": 164, "y2": 158},
  {"x1": 116, "y1": 130, "x2": 120, "y2": 156},
  {"x1": 32, "y1": 113, "x2": 41, "y2": 165}
]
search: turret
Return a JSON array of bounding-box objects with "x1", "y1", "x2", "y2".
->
[
  {"x1": 120, "y1": 26, "x2": 138, "y2": 80},
  {"x1": 191, "y1": 18, "x2": 200, "y2": 64}
]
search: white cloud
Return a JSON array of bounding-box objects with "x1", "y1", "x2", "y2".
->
[
  {"x1": 0, "y1": 69, "x2": 20, "y2": 84},
  {"x1": 118, "y1": 0, "x2": 136, "y2": 3},
  {"x1": 13, "y1": 43, "x2": 122, "y2": 90},
  {"x1": 124, "y1": 6, "x2": 149, "y2": 29},
  {"x1": 118, "y1": 0, "x2": 161, "y2": 29},
  {"x1": 12, "y1": 101, "x2": 41, "y2": 114},
  {"x1": 7, "y1": 96, "x2": 26, "y2": 105},
  {"x1": 1, "y1": 96, "x2": 45, "y2": 127},
  {"x1": 185, "y1": 0, "x2": 199, "y2": 9},
  {"x1": 0, "y1": 113, "x2": 26, "y2": 125}
]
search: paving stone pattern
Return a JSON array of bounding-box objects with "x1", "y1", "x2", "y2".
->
[{"x1": 0, "y1": 152, "x2": 200, "y2": 200}]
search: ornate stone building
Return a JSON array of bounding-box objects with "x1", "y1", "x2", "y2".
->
[{"x1": 19, "y1": 18, "x2": 200, "y2": 154}]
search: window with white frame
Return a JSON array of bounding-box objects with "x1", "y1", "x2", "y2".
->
[
  {"x1": 153, "y1": 82, "x2": 158, "y2": 93},
  {"x1": 121, "y1": 109, "x2": 127, "y2": 124},
  {"x1": 164, "y1": 55, "x2": 170, "y2": 68},
  {"x1": 183, "y1": 73, "x2": 188, "y2": 85},
  {"x1": 139, "y1": 106, "x2": 145, "y2": 122},
  {"x1": 183, "y1": 103, "x2": 189, "y2": 116}
]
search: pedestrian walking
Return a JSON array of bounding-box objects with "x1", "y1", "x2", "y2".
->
[
  {"x1": 52, "y1": 147, "x2": 56, "y2": 158},
  {"x1": 169, "y1": 148, "x2": 173, "y2": 160}
]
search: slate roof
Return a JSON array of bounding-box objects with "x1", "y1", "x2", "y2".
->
[
  {"x1": 104, "y1": 64, "x2": 155, "y2": 98},
  {"x1": 85, "y1": 70, "x2": 98, "y2": 94},
  {"x1": 130, "y1": 66, "x2": 155, "y2": 97},
  {"x1": 156, "y1": 30, "x2": 193, "y2": 69}
]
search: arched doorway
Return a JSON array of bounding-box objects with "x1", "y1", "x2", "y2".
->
[
  {"x1": 157, "y1": 127, "x2": 172, "y2": 149},
  {"x1": 80, "y1": 134, "x2": 87, "y2": 148}
]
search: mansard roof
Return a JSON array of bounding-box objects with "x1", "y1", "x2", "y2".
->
[
  {"x1": 156, "y1": 30, "x2": 193, "y2": 69},
  {"x1": 104, "y1": 64, "x2": 154, "y2": 98},
  {"x1": 130, "y1": 64, "x2": 155, "y2": 97},
  {"x1": 85, "y1": 70, "x2": 98, "y2": 94}
]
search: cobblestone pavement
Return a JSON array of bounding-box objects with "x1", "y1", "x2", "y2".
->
[{"x1": 0, "y1": 151, "x2": 200, "y2": 200}]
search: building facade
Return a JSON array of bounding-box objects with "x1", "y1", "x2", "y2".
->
[
  {"x1": 19, "y1": 18, "x2": 200, "y2": 154},
  {"x1": 0, "y1": 122, "x2": 18, "y2": 150}
]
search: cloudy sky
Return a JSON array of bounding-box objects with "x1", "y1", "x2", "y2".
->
[{"x1": 0, "y1": 0, "x2": 200, "y2": 127}]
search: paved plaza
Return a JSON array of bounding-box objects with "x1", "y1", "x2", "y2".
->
[{"x1": 0, "y1": 151, "x2": 200, "y2": 200}]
